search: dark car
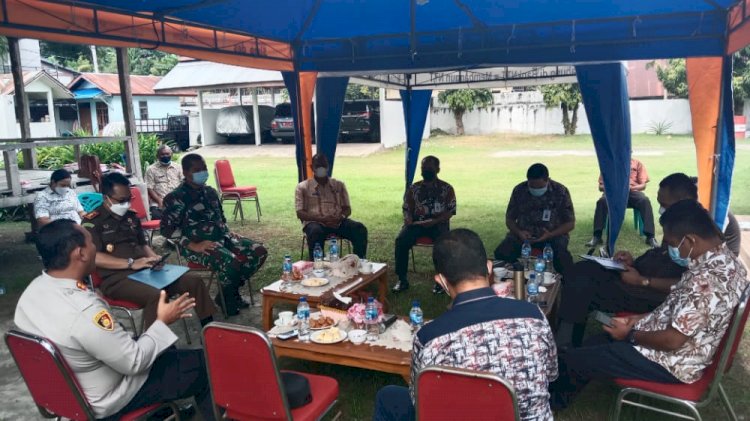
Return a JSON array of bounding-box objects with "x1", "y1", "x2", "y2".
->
[
  {"x1": 270, "y1": 103, "x2": 316, "y2": 143},
  {"x1": 340, "y1": 100, "x2": 380, "y2": 142}
]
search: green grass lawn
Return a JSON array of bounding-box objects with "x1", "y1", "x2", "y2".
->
[{"x1": 1, "y1": 133, "x2": 749, "y2": 420}]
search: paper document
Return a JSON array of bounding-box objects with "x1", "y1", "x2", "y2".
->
[{"x1": 580, "y1": 255, "x2": 626, "y2": 271}]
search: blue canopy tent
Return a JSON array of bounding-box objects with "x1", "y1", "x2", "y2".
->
[{"x1": 4, "y1": 0, "x2": 749, "y2": 250}]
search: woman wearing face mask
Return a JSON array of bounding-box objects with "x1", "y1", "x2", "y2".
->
[{"x1": 34, "y1": 169, "x2": 86, "y2": 226}]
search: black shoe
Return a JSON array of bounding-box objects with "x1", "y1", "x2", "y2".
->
[
  {"x1": 646, "y1": 237, "x2": 659, "y2": 248},
  {"x1": 392, "y1": 281, "x2": 409, "y2": 293},
  {"x1": 215, "y1": 292, "x2": 239, "y2": 317},
  {"x1": 432, "y1": 283, "x2": 445, "y2": 294},
  {"x1": 151, "y1": 403, "x2": 195, "y2": 420},
  {"x1": 585, "y1": 236, "x2": 603, "y2": 247}
]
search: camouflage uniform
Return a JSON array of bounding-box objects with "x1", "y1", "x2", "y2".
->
[{"x1": 160, "y1": 182, "x2": 267, "y2": 313}]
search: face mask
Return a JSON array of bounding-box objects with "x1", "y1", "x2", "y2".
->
[
  {"x1": 421, "y1": 169, "x2": 437, "y2": 182},
  {"x1": 314, "y1": 167, "x2": 328, "y2": 178},
  {"x1": 529, "y1": 184, "x2": 548, "y2": 197},
  {"x1": 54, "y1": 186, "x2": 70, "y2": 196},
  {"x1": 192, "y1": 170, "x2": 209, "y2": 185},
  {"x1": 668, "y1": 236, "x2": 693, "y2": 267},
  {"x1": 108, "y1": 198, "x2": 130, "y2": 217},
  {"x1": 658, "y1": 206, "x2": 666, "y2": 215},
  {"x1": 159, "y1": 156, "x2": 171, "y2": 165}
]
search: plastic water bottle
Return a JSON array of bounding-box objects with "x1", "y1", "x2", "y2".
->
[
  {"x1": 297, "y1": 297, "x2": 310, "y2": 342},
  {"x1": 534, "y1": 255, "x2": 546, "y2": 273},
  {"x1": 543, "y1": 243, "x2": 554, "y2": 271},
  {"x1": 282, "y1": 254, "x2": 292, "y2": 279},
  {"x1": 409, "y1": 300, "x2": 424, "y2": 331},
  {"x1": 527, "y1": 273, "x2": 539, "y2": 304},
  {"x1": 329, "y1": 239, "x2": 340, "y2": 262},
  {"x1": 365, "y1": 297, "x2": 379, "y2": 342},
  {"x1": 313, "y1": 243, "x2": 323, "y2": 269},
  {"x1": 521, "y1": 240, "x2": 531, "y2": 270}
]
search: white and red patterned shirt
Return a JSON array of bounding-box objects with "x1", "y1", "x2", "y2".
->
[
  {"x1": 410, "y1": 287, "x2": 557, "y2": 420},
  {"x1": 634, "y1": 243, "x2": 749, "y2": 383}
]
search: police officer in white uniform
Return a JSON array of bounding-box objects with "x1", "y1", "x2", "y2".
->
[{"x1": 14, "y1": 219, "x2": 216, "y2": 420}]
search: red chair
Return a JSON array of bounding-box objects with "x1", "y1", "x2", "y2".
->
[
  {"x1": 128, "y1": 186, "x2": 161, "y2": 244},
  {"x1": 416, "y1": 365, "x2": 520, "y2": 421},
  {"x1": 214, "y1": 159, "x2": 261, "y2": 224},
  {"x1": 410, "y1": 236, "x2": 434, "y2": 272},
  {"x1": 612, "y1": 285, "x2": 750, "y2": 421},
  {"x1": 5, "y1": 329, "x2": 179, "y2": 421},
  {"x1": 202, "y1": 323, "x2": 339, "y2": 420},
  {"x1": 299, "y1": 233, "x2": 352, "y2": 260},
  {"x1": 91, "y1": 271, "x2": 191, "y2": 344}
]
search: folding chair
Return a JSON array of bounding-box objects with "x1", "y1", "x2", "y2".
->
[
  {"x1": 416, "y1": 365, "x2": 520, "y2": 421},
  {"x1": 612, "y1": 285, "x2": 750, "y2": 421},
  {"x1": 5, "y1": 329, "x2": 179, "y2": 421},
  {"x1": 202, "y1": 323, "x2": 339, "y2": 420},
  {"x1": 128, "y1": 186, "x2": 161, "y2": 244},
  {"x1": 409, "y1": 236, "x2": 434, "y2": 272},
  {"x1": 77, "y1": 192, "x2": 103, "y2": 213},
  {"x1": 300, "y1": 233, "x2": 352, "y2": 260},
  {"x1": 214, "y1": 159, "x2": 261, "y2": 224}
]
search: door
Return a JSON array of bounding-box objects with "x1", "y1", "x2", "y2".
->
[{"x1": 78, "y1": 103, "x2": 92, "y2": 134}]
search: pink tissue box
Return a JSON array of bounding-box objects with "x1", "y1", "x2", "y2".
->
[{"x1": 293, "y1": 261, "x2": 313, "y2": 272}]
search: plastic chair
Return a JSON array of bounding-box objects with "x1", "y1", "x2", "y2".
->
[
  {"x1": 416, "y1": 365, "x2": 520, "y2": 421},
  {"x1": 214, "y1": 159, "x2": 261, "y2": 224},
  {"x1": 5, "y1": 329, "x2": 179, "y2": 421},
  {"x1": 612, "y1": 285, "x2": 750, "y2": 421},
  {"x1": 77, "y1": 192, "x2": 103, "y2": 213},
  {"x1": 202, "y1": 323, "x2": 339, "y2": 420},
  {"x1": 300, "y1": 233, "x2": 352, "y2": 260},
  {"x1": 409, "y1": 236, "x2": 434, "y2": 272},
  {"x1": 129, "y1": 186, "x2": 161, "y2": 244},
  {"x1": 90, "y1": 271, "x2": 191, "y2": 344}
]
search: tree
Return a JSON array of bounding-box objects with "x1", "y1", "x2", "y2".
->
[
  {"x1": 437, "y1": 88, "x2": 493, "y2": 135},
  {"x1": 345, "y1": 83, "x2": 379, "y2": 100},
  {"x1": 540, "y1": 83, "x2": 582, "y2": 135},
  {"x1": 39, "y1": 41, "x2": 177, "y2": 75}
]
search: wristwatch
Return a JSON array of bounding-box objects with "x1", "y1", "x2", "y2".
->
[
  {"x1": 627, "y1": 329, "x2": 638, "y2": 345},
  {"x1": 641, "y1": 277, "x2": 651, "y2": 287},
  {"x1": 127, "y1": 258, "x2": 134, "y2": 270}
]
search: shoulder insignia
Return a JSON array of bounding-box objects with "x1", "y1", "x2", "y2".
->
[
  {"x1": 93, "y1": 309, "x2": 114, "y2": 331},
  {"x1": 82, "y1": 222, "x2": 95, "y2": 229},
  {"x1": 84, "y1": 211, "x2": 99, "y2": 220},
  {"x1": 76, "y1": 280, "x2": 88, "y2": 291}
]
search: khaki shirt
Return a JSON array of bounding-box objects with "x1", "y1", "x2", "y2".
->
[
  {"x1": 295, "y1": 178, "x2": 351, "y2": 225},
  {"x1": 83, "y1": 206, "x2": 147, "y2": 280},
  {"x1": 14, "y1": 272, "x2": 177, "y2": 417},
  {"x1": 144, "y1": 162, "x2": 183, "y2": 205}
]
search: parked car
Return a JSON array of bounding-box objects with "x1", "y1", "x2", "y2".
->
[
  {"x1": 215, "y1": 105, "x2": 275, "y2": 144},
  {"x1": 270, "y1": 103, "x2": 316, "y2": 144},
  {"x1": 340, "y1": 100, "x2": 380, "y2": 142}
]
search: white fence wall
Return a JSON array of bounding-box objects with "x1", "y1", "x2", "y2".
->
[{"x1": 430, "y1": 91, "x2": 692, "y2": 135}]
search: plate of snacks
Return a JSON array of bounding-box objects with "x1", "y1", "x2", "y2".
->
[
  {"x1": 290, "y1": 267, "x2": 305, "y2": 282},
  {"x1": 311, "y1": 327, "x2": 347, "y2": 344},
  {"x1": 301, "y1": 277, "x2": 329, "y2": 287},
  {"x1": 309, "y1": 314, "x2": 337, "y2": 330}
]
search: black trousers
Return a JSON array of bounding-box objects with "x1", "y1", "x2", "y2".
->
[
  {"x1": 304, "y1": 218, "x2": 368, "y2": 259},
  {"x1": 557, "y1": 260, "x2": 667, "y2": 346},
  {"x1": 593, "y1": 191, "x2": 656, "y2": 238},
  {"x1": 549, "y1": 334, "x2": 680, "y2": 410},
  {"x1": 149, "y1": 205, "x2": 164, "y2": 221},
  {"x1": 394, "y1": 223, "x2": 449, "y2": 282},
  {"x1": 101, "y1": 348, "x2": 215, "y2": 421},
  {"x1": 494, "y1": 234, "x2": 575, "y2": 279}
]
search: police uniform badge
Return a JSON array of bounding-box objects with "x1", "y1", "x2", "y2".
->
[
  {"x1": 93, "y1": 310, "x2": 114, "y2": 331},
  {"x1": 106, "y1": 244, "x2": 115, "y2": 253},
  {"x1": 83, "y1": 210, "x2": 99, "y2": 220}
]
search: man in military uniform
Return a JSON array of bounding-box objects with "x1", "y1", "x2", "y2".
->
[
  {"x1": 14, "y1": 219, "x2": 215, "y2": 420},
  {"x1": 161, "y1": 154, "x2": 268, "y2": 316},
  {"x1": 85, "y1": 173, "x2": 215, "y2": 329},
  {"x1": 494, "y1": 163, "x2": 576, "y2": 276}
]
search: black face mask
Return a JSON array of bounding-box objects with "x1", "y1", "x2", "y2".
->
[
  {"x1": 421, "y1": 170, "x2": 437, "y2": 181},
  {"x1": 159, "y1": 156, "x2": 171, "y2": 164}
]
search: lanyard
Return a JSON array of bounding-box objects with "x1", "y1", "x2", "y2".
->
[{"x1": 452, "y1": 292, "x2": 498, "y2": 308}]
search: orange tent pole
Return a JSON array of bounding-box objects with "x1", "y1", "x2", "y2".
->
[{"x1": 299, "y1": 72, "x2": 318, "y2": 179}]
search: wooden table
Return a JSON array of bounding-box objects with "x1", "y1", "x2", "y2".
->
[
  {"x1": 261, "y1": 265, "x2": 389, "y2": 330},
  {"x1": 271, "y1": 336, "x2": 411, "y2": 381}
]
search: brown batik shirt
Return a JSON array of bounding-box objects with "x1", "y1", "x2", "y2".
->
[{"x1": 505, "y1": 179, "x2": 575, "y2": 239}]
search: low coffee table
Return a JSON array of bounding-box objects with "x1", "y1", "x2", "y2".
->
[{"x1": 261, "y1": 264, "x2": 389, "y2": 330}]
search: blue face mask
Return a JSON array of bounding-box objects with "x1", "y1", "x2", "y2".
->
[
  {"x1": 668, "y1": 236, "x2": 692, "y2": 267},
  {"x1": 192, "y1": 170, "x2": 209, "y2": 185},
  {"x1": 529, "y1": 184, "x2": 548, "y2": 197}
]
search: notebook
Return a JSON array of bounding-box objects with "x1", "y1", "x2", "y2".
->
[
  {"x1": 128, "y1": 264, "x2": 189, "y2": 289},
  {"x1": 579, "y1": 255, "x2": 626, "y2": 271}
]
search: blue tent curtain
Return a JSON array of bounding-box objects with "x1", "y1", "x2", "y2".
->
[
  {"x1": 714, "y1": 56, "x2": 736, "y2": 229},
  {"x1": 282, "y1": 71, "x2": 307, "y2": 182},
  {"x1": 315, "y1": 77, "x2": 349, "y2": 175},
  {"x1": 400, "y1": 88, "x2": 433, "y2": 187},
  {"x1": 576, "y1": 63, "x2": 632, "y2": 253}
]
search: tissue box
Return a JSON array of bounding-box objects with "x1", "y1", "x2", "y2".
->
[{"x1": 293, "y1": 261, "x2": 313, "y2": 272}]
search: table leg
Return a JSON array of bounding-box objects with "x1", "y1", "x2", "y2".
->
[
  {"x1": 262, "y1": 296, "x2": 276, "y2": 331},
  {"x1": 377, "y1": 272, "x2": 389, "y2": 312}
]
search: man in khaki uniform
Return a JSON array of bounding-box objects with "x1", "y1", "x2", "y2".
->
[
  {"x1": 295, "y1": 153, "x2": 368, "y2": 258},
  {"x1": 14, "y1": 219, "x2": 215, "y2": 420},
  {"x1": 145, "y1": 145, "x2": 182, "y2": 220}
]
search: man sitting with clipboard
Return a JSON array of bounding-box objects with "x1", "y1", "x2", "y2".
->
[{"x1": 84, "y1": 173, "x2": 216, "y2": 330}]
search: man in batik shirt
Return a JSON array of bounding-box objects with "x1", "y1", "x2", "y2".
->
[
  {"x1": 161, "y1": 154, "x2": 268, "y2": 316},
  {"x1": 375, "y1": 229, "x2": 558, "y2": 421},
  {"x1": 550, "y1": 200, "x2": 749, "y2": 409},
  {"x1": 392, "y1": 155, "x2": 456, "y2": 294}
]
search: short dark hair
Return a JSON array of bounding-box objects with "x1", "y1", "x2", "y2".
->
[
  {"x1": 422, "y1": 155, "x2": 440, "y2": 167},
  {"x1": 660, "y1": 199, "x2": 723, "y2": 241},
  {"x1": 100, "y1": 172, "x2": 130, "y2": 197},
  {"x1": 659, "y1": 173, "x2": 698, "y2": 201},
  {"x1": 312, "y1": 153, "x2": 329, "y2": 167},
  {"x1": 527, "y1": 163, "x2": 549, "y2": 180},
  {"x1": 181, "y1": 153, "x2": 205, "y2": 171},
  {"x1": 50, "y1": 169, "x2": 71, "y2": 183},
  {"x1": 432, "y1": 229, "x2": 488, "y2": 286},
  {"x1": 35, "y1": 220, "x2": 87, "y2": 271}
]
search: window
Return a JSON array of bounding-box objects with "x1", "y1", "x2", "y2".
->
[
  {"x1": 139, "y1": 101, "x2": 148, "y2": 120},
  {"x1": 95, "y1": 102, "x2": 109, "y2": 131}
]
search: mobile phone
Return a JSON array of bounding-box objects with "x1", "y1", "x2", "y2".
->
[
  {"x1": 277, "y1": 330, "x2": 298, "y2": 340},
  {"x1": 593, "y1": 311, "x2": 614, "y2": 327},
  {"x1": 151, "y1": 253, "x2": 171, "y2": 271}
]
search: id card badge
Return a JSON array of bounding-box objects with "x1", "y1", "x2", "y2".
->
[{"x1": 542, "y1": 209, "x2": 552, "y2": 222}]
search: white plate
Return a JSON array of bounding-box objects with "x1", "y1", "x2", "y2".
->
[
  {"x1": 301, "y1": 277, "x2": 330, "y2": 287},
  {"x1": 310, "y1": 329, "x2": 348, "y2": 344}
]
